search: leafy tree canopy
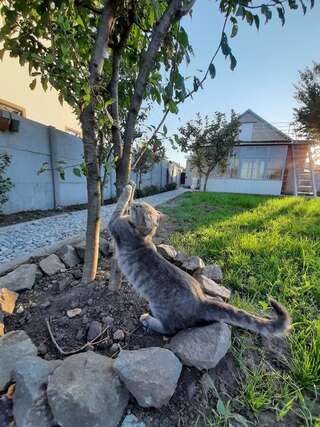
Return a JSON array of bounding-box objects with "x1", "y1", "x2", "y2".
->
[{"x1": 294, "y1": 62, "x2": 320, "y2": 140}]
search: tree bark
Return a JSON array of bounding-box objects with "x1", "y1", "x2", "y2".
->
[
  {"x1": 203, "y1": 173, "x2": 210, "y2": 191},
  {"x1": 81, "y1": 0, "x2": 115, "y2": 284}
]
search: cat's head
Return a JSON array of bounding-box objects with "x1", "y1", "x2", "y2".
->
[{"x1": 130, "y1": 202, "x2": 167, "y2": 237}]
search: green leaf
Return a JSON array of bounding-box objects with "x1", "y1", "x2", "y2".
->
[
  {"x1": 217, "y1": 399, "x2": 226, "y2": 416},
  {"x1": 73, "y1": 167, "x2": 82, "y2": 177},
  {"x1": 254, "y1": 15, "x2": 260, "y2": 30},
  {"x1": 76, "y1": 15, "x2": 85, "y2": 28},
  {"x1": 231, "y1": 22, "x2": 238, "y2": 38},
  {"x1": 209, "y1": 63, "x2": 216, "y2": 79},
  {"x1": 221, "y1": 33, "x2": 231, "y2": 57},
  {"x1": 299, "y1": 0, "x2": 307, "y2": 14},
  {"x1": 41, "y1": 76, "x2": 48, "y2": 92},
  {"x1": 168, "y1": 101, "x2": 178, "y2": 114},
  {"x1": 163, "y1": 124, "x2": 168, "y2": 135},
  {"x1": 236, "y1": 6, "x2": 245, "y2": 17},
  {"x1": 29, "y1": 79, "x2": 37, "y2": 90},
  {"x1": 58, "y1": 93, "x2": 64, "y2": 106},
  {"x1": 277, "y1": 7, "x2": 285, "y2": 25},
  {"x1": 245, "y1": 11, "x2": 253, "y2": 25},
  {"x1": 261, "y1": 5, "x2": 272, "y2": 22},
  {"x1": 177, "y1": 27, "x2": 189, "y2": 49},
  {"x1": 230, "y1": 54, "x2": 237, "y2": 71},
  {"x1": 193, "y1": 76, "x2": 201, "y2": 92},
  {"x1": 288, "y1": 0, "x2": 299, "y2": 9}
]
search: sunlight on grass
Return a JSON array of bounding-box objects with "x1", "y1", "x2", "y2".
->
[{"x1": 162, "y1": 192, "x2": 320, "y2": 425}]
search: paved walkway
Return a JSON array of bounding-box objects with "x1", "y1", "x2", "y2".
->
[{"x1": 0, "y1": 188, "x2": 188, "y2": 265}]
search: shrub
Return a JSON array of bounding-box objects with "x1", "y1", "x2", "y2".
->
[
  {"x1": 0, "y1": 153, "x2": 14, "y2": 210},
  {"x1": 165, "y1": 182, "x2": 177, "y2": 191}
]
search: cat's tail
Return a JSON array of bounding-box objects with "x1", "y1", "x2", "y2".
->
[{"x1": 201, "y1": 298, "x2": 291, "y2": 337}]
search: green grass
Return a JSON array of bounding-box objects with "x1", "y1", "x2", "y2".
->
[{"x1": 162, "y1": 192, "x2": 320, "y2": 426}]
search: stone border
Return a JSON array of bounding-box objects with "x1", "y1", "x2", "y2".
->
[{"x1": 0, "y1": 234, "x2": 84, "y2": 276}]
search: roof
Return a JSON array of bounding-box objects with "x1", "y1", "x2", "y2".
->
[{"x1": 238, "y1": 109, "x2": 291, "y2": 142}]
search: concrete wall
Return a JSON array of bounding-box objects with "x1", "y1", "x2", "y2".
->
[
  {"x1": 203, "y1": 178, "x2": 283, "y2": 195},
  {"x1": 0, "y1": 113, "x2": 181, "y2": 213}
]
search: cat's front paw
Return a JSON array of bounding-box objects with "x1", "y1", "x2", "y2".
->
[{"x1": 139, "y1": 313, "x2": 152, "y2": 333}]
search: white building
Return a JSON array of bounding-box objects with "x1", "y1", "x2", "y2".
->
[{"x1": 186, "y1": 109, "x2": 317, "y2": 197}]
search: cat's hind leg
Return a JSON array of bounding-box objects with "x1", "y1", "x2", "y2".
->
[{"x1": 139, "y1": 313, "x2": 171, "y2": 335}]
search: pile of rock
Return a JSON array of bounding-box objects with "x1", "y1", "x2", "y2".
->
[{"x1": 0, "y1": 238, "x2": 233, "y2": 426}]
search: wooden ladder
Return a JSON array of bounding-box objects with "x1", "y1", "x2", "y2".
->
[{"x1": 292, "y1": 144, "x2": 317, "y2": 197}]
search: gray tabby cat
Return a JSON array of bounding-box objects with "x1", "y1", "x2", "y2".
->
[{"x1": 108, "y1": 183, "x2": 291, "y2": 337}]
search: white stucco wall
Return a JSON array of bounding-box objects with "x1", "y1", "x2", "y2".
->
[{"x1": 203, "y1": 178, "x2": 283, "y2": 195}]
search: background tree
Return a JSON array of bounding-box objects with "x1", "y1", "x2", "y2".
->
[
  {"x1": 132, "y1": 138, "x2": 166, "y2": 189},
  {"x1": 178, "y1": 112, "x2": 240, "y2": 191},
  {"x1": 294, "y1": 62, "x2": 320, "y2": 140},
  {"x1": 0, "y1": 153, "x2": 14, "y2": 211},
  {"x1": 0, "y1": 0, "x2": 314, "y2": 283}
]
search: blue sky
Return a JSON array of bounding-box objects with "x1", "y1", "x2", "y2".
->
[{"x1": 147, "y1": 0, "x2": 320, "y2": 166}]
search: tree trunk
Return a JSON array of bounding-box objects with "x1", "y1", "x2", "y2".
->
[
  {"x1": 80, "y1": 0, "x2": 115, "y2": 283},
  {"x1": 203, "y1": 173, "x2": 210, "y2": 191},
  {"x1": 81, "y1": 106, "x2": 101, "y2": 283}
]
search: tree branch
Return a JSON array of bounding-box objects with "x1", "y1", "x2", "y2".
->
[
  {"x1": 134, "y1": 13, "x2": 229, "y2": 168},
  {"x1": 121, "y1": 0, "x2": 196, "y2": 183}
]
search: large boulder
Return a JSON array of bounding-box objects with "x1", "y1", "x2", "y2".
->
[
  {"x1": 0, "y1": 264, "x2": 37, "y2": 292},
  {"x1": 114, "y1": 347, "x2": 182, "y2": 408},
  {"x1": 39, "y1": 254, "x2": 65, "y2": 276},
  {"x1": 56, "y1": 245, "x2": 80, "y2": 268},
  {"x1": 166, "y1": 323, "x2": 231, "y2": 370},
  {"x1": 194, "y1": 274, "x2": 230, "y2": 300},
  {"x1": 13, "y1": 356, "x2": 61, "y2": 427},
  {"x1": 47, "y1": 352, "x2": 128, "y2": 427},
  {"x1": 197, "y1": 264, "x2": 224, "y2": 284},
  {"x1": 157, "y1": 244, "x2": 177, "y2": 262},
  {"x1": 0, "y1": 331, "x2": 37, "y2": 391},
  {"x1": 0, "y1": 288, "x2": 18, "y2": 314}
]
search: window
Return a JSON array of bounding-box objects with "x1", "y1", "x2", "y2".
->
[{"x1": 0, "y1": 99, "x2": 26, "y2": 117}]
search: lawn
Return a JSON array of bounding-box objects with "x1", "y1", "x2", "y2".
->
[{"x1": 162, "y1": 192, "x2": 320, "y2": 426}]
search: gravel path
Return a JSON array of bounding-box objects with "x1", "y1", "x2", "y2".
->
[{"x1": 0, "y1": 188, "x2": 188, "y2": 265}]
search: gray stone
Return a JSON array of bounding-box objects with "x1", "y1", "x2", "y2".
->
[
  {"x1": 39, "y1": 254, "x2": 65, "y2": 276},
  {"x1": 174, "y1": 252, "x2": 189, "y2": 265},
  {"x1": 0, "y1": 264, "x2": 37, "y2": 292},
  {"x1": 102, "y1": 315, "x2": 114, "y2": 328},
  {"x1": 113, "y1": 329, "x2": 125, "y2": 341},
  {"x1": 0, "y1": 330, "x2": 37, "y2": 391},
  {"x1": 13, "y1": 356, "x2": 60, "y2": 427},
  {"x1": 157, "y1": 244, "x2": 177, "y2": 261},
  {"x1": 121, "y1": 414, "x2": 146, "y2": 427},
  {"x1": 195, "y1": 274, "x2": 230, "y2": 300},
  {"x1": 74, "y1": 241, "x2": 86, "y2": 260},
  {"x1": 66, "y1": 308, "x2": 82, "y2": 318},
  {"x1": 99, "y1": 238, "x2": 110, "y2": 257},
  {"x1": 181, "y1": 255, "x2": 205, "y2": 272},
  {"x1": 199, "y1": 264, "x2": 223, "y2": 284},
  {"x1": 56, "y1": 245, "x2": 80, "y2": 268},
  {"x1": 47, "y1": 352, "x2": 128, "y2": 427},
  {"x1": 114, "y1": 347, "x2": 182, "y2": 408},
  {"x1": 87, "y1": 320, "x2": 102, "y2": 341},
  {"x1": 166, "y1": 323, "x2": 231, "y2": 370}
]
